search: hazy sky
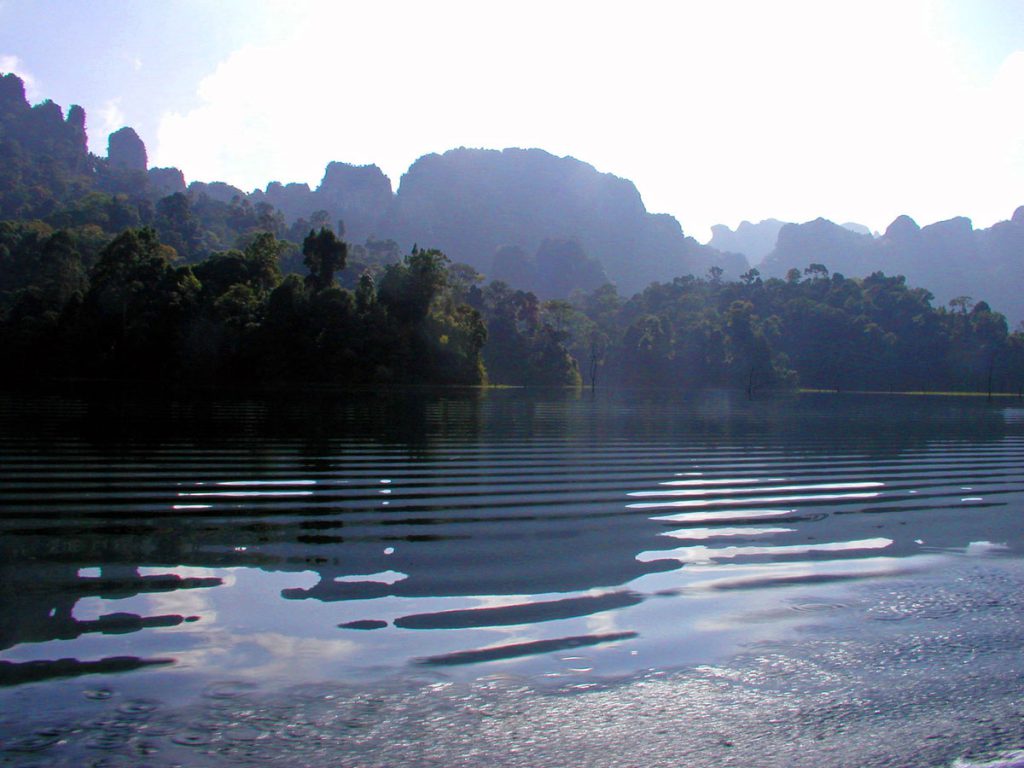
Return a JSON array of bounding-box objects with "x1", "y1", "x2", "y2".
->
[{"x1": 1, "y1": 0, "x2": 1021, "y2": 240}]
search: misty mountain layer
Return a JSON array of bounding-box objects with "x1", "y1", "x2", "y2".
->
[
  {"x1": 741, "y1": 214, "x2": 1024, "y2": 325},
  {"x1": 1, "y1": 70, "x2": 1022, "y2": 323}
]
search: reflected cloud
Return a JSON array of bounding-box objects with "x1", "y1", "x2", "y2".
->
[
  {"x1": 629, "y1": 491, "x2": 881, "y2": 510},
  {"x1": 637, "y1": 537, "x2": 893, "y2": 565},
  {"x1": 212, "y1": 480, "x2": 317, "y2": 486},
  {"x1": 177, "y1": 490, "x2": 314, "y2": 498},
  {"x1": 334, "y1": 571, "x2": 408, "y2": 586},
  {"x1": 656, "y1": 477, "x2": 786, "y2": 487},
  {"x1": 651, "y1": 508, "x2": 796, "y2": 523},
  {"x1": 682, "y1": 555, "x2": 923, "y2": 593},
  {"x1": 169, "y1": 631, "x2": 359, "y2": 679},
  {"x1": 630, "y1": 481, "x2": 884, "y2": 498},
  {"x1": 661, "y1": 526, "x2": 796, "y2": 540},
  {"x1": 965, "y1": 541, "x2": 1010, "y2": 556}
]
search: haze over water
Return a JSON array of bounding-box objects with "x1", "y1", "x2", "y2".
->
[{"x1": 2, "y1": 388, "x2": 1024, "y2": 766}]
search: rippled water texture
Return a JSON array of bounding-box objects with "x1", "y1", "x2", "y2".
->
[{"x1": 1, "y1": 388, "x2": 1023, "y2": 766}]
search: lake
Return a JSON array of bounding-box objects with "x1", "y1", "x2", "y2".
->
[{"x1": 2, "y1": 388, "x2": 1024, "y2": 767}]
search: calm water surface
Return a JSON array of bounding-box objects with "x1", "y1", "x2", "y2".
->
[{"x1": 2, "y1": 388, "x2": 1024, "y2": 767}]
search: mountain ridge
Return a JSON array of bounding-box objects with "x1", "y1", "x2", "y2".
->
[{"x1": 1, "y1": 71, "x2": 1020, "y2": 319}]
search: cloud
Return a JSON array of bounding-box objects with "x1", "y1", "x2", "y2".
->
[
  {"x1": 0, "y1": 53, "x2": 39, "y2": 100},
  {"x1": 989, "y1": 51, "x2": 1024, "y2": 162},
  {"x1": 152, "y1": 1, "x2": 1024, "y2": 235},
  {"x1": 88, "y1": 97, "x2": 127, "y2": 155}
]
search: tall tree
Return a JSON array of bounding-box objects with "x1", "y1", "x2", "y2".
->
[{"x1": 302, "y1": 227, "x2": 347, "y2": 293}]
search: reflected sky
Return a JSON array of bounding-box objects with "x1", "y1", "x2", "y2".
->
[{"x1": 1, "y1": 388, "x2": 1023, "y2": 695}]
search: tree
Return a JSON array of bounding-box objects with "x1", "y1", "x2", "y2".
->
[
  {"x1": 724, "y1": 300, "x2": 775, "y2": 397},
  {"x1": 82, "y1": 227, "x2": 198, "y2": 374},
  {"x1": 740, "y1": 268, "x2": 762, "y2": 286},
  {"x1": 355, "y1": 272, "x2": 376, "y2": 315},
  {"x1": 302, "y1": 227, "x2": 347, "y2": 293},
  {"x1": 949, "y1": 295, "x2": 974, "y2": 315},
  {"x1": 154, "y1": 193, "x2": 201, "y2": 257},
  {"x1": 378, "y1": 248, "x2": 449, "y2": 325},
  {"x1": 192, "y1": 234, "x2": 283, "y2": 301},
  {"x1": 804, "y1": 263, "x2": 830, "y2": 280}
]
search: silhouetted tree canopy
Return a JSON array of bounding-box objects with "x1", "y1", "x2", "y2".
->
[{"x1": 1, "y1": 73, "x2": 1023, "y2": 393}]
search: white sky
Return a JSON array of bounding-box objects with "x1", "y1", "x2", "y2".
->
[{"x1": 1, "y1": 0, "x2": 1022, "y2": 240}]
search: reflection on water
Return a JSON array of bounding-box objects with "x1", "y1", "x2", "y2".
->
[{"x1": 1, "y1": 389, "x2": 1024, "y2": 754}]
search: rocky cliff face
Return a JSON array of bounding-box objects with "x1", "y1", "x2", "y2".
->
[
  {"x1": 147, "y1": 167, "x2": 187, "y2": 197},
  {"x1": 708, "y1": 219, "x2": 786, "y2": 264},
  {"x1": 760, "y1": 217, "x2": 877, "y2": 276},
  {"x1": 107, "y1": 127, "x2": 147, "y2": 171},
  {"x1": 756, "y1": 212, "x2": 1024, "y2": 324},
  {"x1": 188, "y1": 180, "x2": 245, "y2": 204},
  {"x1": 381, "y1": 147, "x2": 743, "y2": 294},
  {"x1": 0, "y1": 74, "x2": 95, "y2": 216},
  {"x1": 315, "y1": 162, "x2": 393, "y2": 244},
  {"x1": 251, "y1": 162, "x2": 393, "y2": 245}
]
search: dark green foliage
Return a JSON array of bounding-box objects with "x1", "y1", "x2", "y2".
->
[
  {"x1": 0, "y1": 224, "x2": 489, "y2": 386},
  {"x1": 1, "y1": 74, "x2": 1021, "y2": 394},
  {"x1": 193, "y1": 233, "x2": 283, "y2": 300},
  {"x1": 78, "y1": 227, "x2": 200, "y2": 376},
  {"x1": 475, "y1": 282, "x2": 580, "y2": 386},
  {"x1": 562, "y1": 266, "x2": 1023, "y2": 394},
  {"x1": 0, "y1": 74, "x2": 303, "y2": 268},
  {"x1": 302, "y1": 227, "x2": 347, "y2": 292},
  {"x1": 1, "y1": 215, "x2": 1021, "y2": 393}
]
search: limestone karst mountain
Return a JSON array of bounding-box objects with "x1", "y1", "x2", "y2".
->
[
  {"x1": 1, "y1": 71, "x2": 1021, "y2": 314},
  {"x1": 756, "y1": 214, "x2": 1024, "y2": 324}
]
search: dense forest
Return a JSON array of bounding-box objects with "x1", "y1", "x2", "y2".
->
[{"x1": 1, "y1": 72, "x2": 1023, "y2": 394}]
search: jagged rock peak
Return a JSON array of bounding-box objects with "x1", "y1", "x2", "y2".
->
[
  {"x1": 707, "y1": 218, "x2": 786, "y2": 262},
  {"x1": 66, "y1": 104, "x2": 86, "y2": 132},
  {"x1": 400, "y1": 147, "x2": 647, "y2": 216},
  {"x1": 266, "y1": 180, "x2": 311, "y2": 195},
  {"x1": 0, "y1": 72, "x2": 28, "y2": 109},
  {"x1": 841, "y1": 222, "x2": 873, "y2": 236},
  {"x1": 32, "y1": 99, "x2": 63, "y2": 122},
  {"x1": 148, "y1": 167, "x2": 186, "y2": 197},
  {"x1": 107, "y1": 127, "x2": 147, "y2": 171},
  {"x1": 884, "y1": 214, "x2": 920, "y2": 239},
  {"x1": 319, "y1": 161, "x2": 393, "y2": 196},
  {"x1": 188, "y1": 180, "x2": 245, "y2": 203},
  {"x1": 925, "y1": 216, "x2": 973, "y2": 236}
]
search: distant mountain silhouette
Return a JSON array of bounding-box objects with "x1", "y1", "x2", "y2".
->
[
  {"x1": 756, "y1": 214, "x2": 1024, "y2": 323},
  {"x1": 840, "y1": 222, "x2": 874, "y2": 236},
  {"x1": 708, "y1": 219, "x2": 787, "y2": 264},
  {"x1": 379, "y1": 148, "x2": 743, "y2": 294},
  {"x1": 1, "y1": 70, "x2": 1020, "y2": 315},
  {"x1": 708, "y1": 219, "x2": 874, "y2": 265},
  {"x1": 147, "y1": 167, "x2": 186, "y2": 197},
  {"x1": 251, "y1": 161, "x2": 393, "y2": 246},
  {"x1": 187, "y1": 180, "x2": 245, "y2": 204},
  {"x1": 249, "y1": 147, "x2": 744, "y2": 295},
  {"x1": 758, "y1": 217, "x2": 877, "y2": 275}
]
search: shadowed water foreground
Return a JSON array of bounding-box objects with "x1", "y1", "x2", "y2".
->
[{"x1": 1, "y1": 388, "x2": 1023, "y2": 766}]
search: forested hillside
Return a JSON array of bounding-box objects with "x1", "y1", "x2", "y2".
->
[
  {"x1": 711, "y1": 212, "x2": 1024, "y2": 327},
  {"x1": 2, "y1": 72, "x2": 1022, "y2": 395}
]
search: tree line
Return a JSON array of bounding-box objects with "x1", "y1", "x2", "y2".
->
[
  {"x1": 0, "y1": 223, "x2": 485, "y2": 386},
  {"x1": 2, "y1": 71, "x2": 1022, "y2": 394},
  {"x1": 3, "y1": 218, "x2": 1022, "y2": 395},
  {"x1": 536, "y1": 264, "x2": 1024, "y2": 396}
]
